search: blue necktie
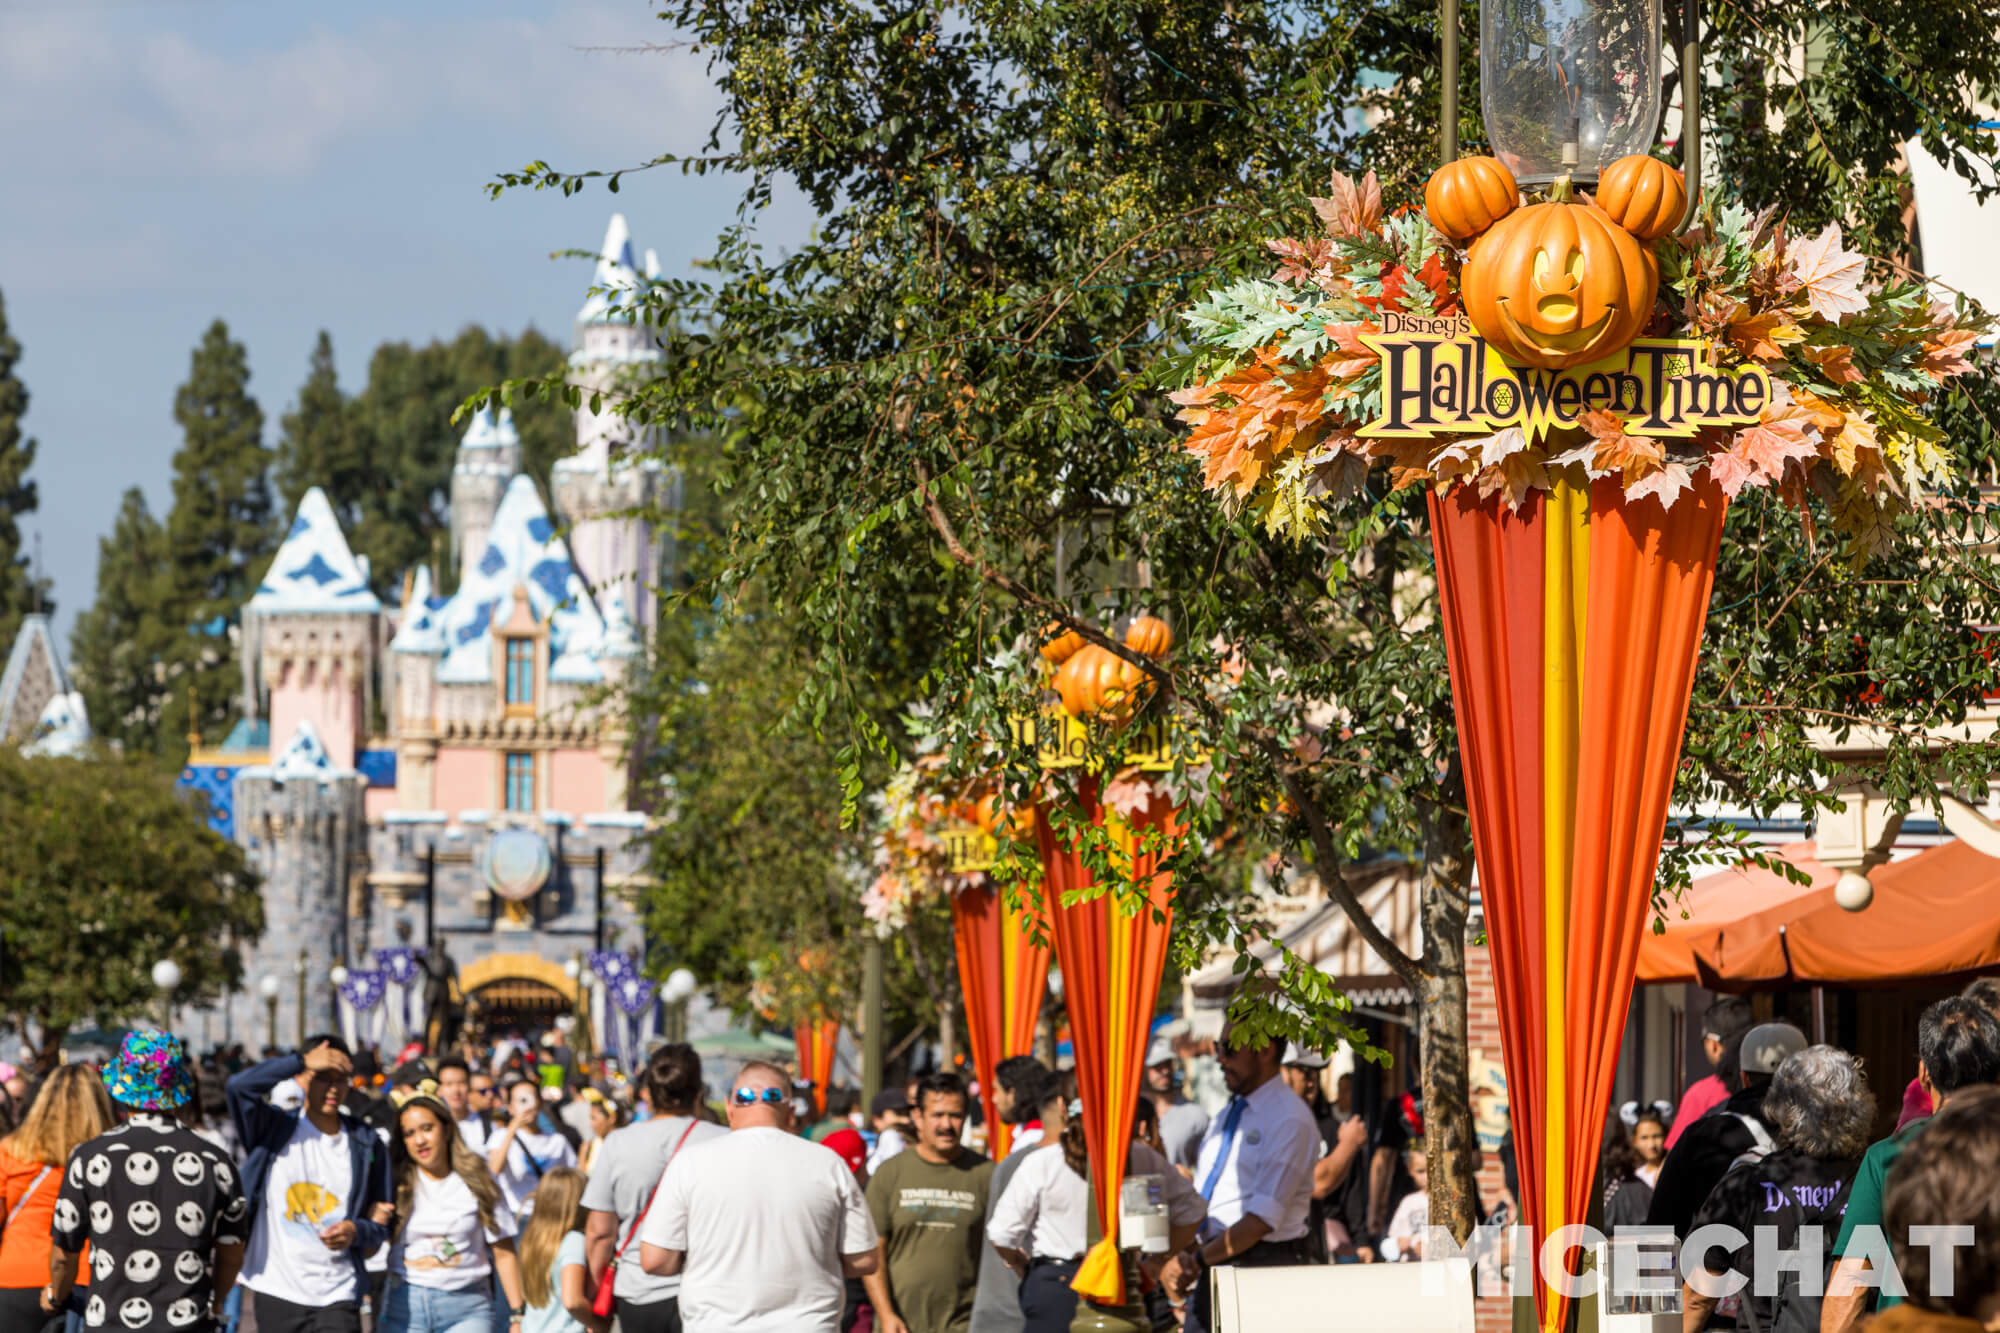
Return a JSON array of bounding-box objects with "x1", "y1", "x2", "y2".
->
[{"x1": 1198, "y1": 1097, "x2": 1247, "y2": 1200}]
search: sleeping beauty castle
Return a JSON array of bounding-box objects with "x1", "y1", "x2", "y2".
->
[{"x1": 2, "y1": 217, "x2": 679, "y2": 1061}]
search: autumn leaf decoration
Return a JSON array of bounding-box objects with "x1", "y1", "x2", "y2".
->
[{"x1": 1169, "y1": 175, "x2": 1992, "y2": 550}]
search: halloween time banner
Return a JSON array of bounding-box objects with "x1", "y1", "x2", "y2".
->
[{"x1": 1360, "y1": 313, "x2": 1771, "y2": 442}]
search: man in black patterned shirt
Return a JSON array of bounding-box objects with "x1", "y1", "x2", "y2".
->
[{"x1": 45, "y1": 1031, "x2": 249, "y2": 1332}]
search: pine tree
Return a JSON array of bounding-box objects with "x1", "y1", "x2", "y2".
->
[
  {"x1": 69, "y1": 488, "x2": 172, "y2": 758},
  {"x1": 157, "y1": 320, "x2": 274, "y2": 755},
  {"x1": 273, "y1": 331, "x2": 362, "y2": 527},
  {"x1": 0, "y1": 287, "x2": 49, "y2": 648},
  {"x1": 336, "y1": 325, "x2": 567, "y2": 588}
]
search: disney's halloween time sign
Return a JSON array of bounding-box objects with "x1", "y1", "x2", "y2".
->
[{"x1": 1358, "y1": 313, "x2": 1770, "y2": 442}]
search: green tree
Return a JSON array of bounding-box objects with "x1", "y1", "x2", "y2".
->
[
  {"x1": 156, "y1": 320, "x2": 276, "y2": 755},
  {"x1": 495, "y1": 0, "x2": 2000, "y2": 1236},
  {"x1": 314, "y1": 327, "x2": 567, "y2": 591},
  {"x1": 0, "y1": 287, "x2": 49, "y2": 645},
  {"x1": 273, "y1": 331, "x2": 364, "y2": 527},
  {"x1": 0, "y1": 746, "x2": 263, "y2": 1069},
  {"x1": 70, "y1": 489, "x2": 174, "y2": 757}
]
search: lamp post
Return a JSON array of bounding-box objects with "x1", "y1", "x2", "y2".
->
[
  {"x1": 150, "y1": 959, "x2": 182, "y2": 1034},
  {"x1": 1442, "y1": 0, "x2": 1698, "y2": 227},
  {"x1": 259, "y1": 974, "x2": 280, "y2": 1053},
  {"x1": 565, "y1": 955, "x2": 589, "y2": 1052},
  {"x1": 330, "y1": 966, "x2": 349, "y2": 1048},
  {"x1": 294, "y1": 949, "x2": 308, "y2": 1048},
  {"x1": 661, "y1": 968, "x2": 697, "y2": 1045}
]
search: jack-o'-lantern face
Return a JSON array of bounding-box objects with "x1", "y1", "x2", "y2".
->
[{"x1": 1460, "y1": 200, "x2": 1658, "y2": 370}]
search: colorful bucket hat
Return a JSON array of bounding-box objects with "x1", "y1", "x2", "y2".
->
[{"x1": 101, "y1": 1030, "x2": 195, "y2": 1111}]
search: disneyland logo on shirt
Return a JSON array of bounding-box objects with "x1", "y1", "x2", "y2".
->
[{"x1": 1410, "y1": 1222, "x2": 1975, "y2": 1301}]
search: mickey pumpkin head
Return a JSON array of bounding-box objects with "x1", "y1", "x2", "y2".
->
[{"x1": 1425, "y1": 154, "x2": 1683, "y2": 371}]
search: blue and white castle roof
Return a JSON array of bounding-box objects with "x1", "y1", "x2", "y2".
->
[
  {"x1": 250, "y1": 488, "x2": 382, "y2": 615},
  {"x1": 239, "y1": 719, "x2": 357, "y2": 782},
  {"x1": 573, "y1": 215, "x2": 665, "y2": 366},
  {"x1": 394, "y1": 475, "x2": 636, "y2": 684}
]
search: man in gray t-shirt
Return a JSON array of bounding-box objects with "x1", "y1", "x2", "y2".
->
[{"x1": 582, "y1": 1045, "x2": 726, "y2": 1333}]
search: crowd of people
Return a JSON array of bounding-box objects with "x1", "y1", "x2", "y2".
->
[{"x1": 7, "y1": 993, "x2": 2000, "y2": 1333}]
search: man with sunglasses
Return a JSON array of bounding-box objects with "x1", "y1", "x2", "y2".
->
[{"x1": 640, "y1": 1061, "x2": 878, "y2": 1333}]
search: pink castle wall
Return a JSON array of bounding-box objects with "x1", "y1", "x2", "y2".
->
[
  {"x1": 364, "y1": 785, "x2": 398, "y2": 821},
  {"x1": 435, "y1": 746, "x2": 494, "y2": 813},
  {"x1": 269, "y1": 660, "x2": 359, "y2": 770},
  {"x1": 549, "y1": 747, "x2": 604, "y2": 813}
]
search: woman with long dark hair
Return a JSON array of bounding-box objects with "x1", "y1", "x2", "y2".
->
[
  {"x1": 1600, "y1": 1104, "x2": 1669, "y2": 1230},
  {"x1": 382, "y1": 1093, "x2": 526, "y2": 1333}
]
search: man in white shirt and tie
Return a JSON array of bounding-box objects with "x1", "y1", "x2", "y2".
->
[{"x1": 1162, "y1": 1022, "x2": 1319, "y2": 1333}]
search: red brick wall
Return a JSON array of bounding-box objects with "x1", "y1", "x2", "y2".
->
[{"x1": 1465, "y1": 930, "x2": 1516, "y2": 1333}]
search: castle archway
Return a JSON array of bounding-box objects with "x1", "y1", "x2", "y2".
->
[{"x1": 459, "y1": 951, "x2": 584, "y2": 1041}]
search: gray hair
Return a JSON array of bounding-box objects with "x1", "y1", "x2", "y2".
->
[{"x1": 1762, "y1": 1045, "x2": 1875, "y2": 1160}]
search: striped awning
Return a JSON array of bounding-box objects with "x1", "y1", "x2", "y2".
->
[{"x1": 1185, "y1": 863, "x2": 1422, "y2": 1010}]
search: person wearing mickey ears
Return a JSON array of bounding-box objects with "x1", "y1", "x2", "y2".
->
[
  {"x1": 225, "y1": 1036, "x2": 393, "y2": 1333},
  {"x1": 46, "y1": 1030, "x2": 250, "y2": 1331}
]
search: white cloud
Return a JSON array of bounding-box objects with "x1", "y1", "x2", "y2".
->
[{"x1": 0, "y1": 3, "x2": 721, "y2": 180}]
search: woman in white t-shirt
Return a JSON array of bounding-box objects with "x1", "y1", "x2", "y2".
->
[
  {"x1": 382, "y1": 1093, "x2": 526, "y2": 1333},
  {"x1": 488, "y1": 1080, "x2": 579, "y2": 1218}
]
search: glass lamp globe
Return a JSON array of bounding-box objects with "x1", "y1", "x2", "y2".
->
[
  {"x1": 150, "y1": 959, "x2": 182, "y2": 992},
  {"x1": 259, "y1": 975, "x2": 281, "y2": 999},
  {"x1": 1481, "y1": 0, "x2": 1662, "y2": 183}
]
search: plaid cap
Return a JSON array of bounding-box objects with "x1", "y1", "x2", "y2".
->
[{"x1": 102, "y1": 1030, "x2": 195, "y2": 1111}]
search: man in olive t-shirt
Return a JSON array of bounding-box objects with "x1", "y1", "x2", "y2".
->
[{"x1": 864, "y1": 1071, "x2": 995, "y2": 1333}]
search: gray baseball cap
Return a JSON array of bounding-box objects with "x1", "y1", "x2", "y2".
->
[
  {"x1": 1282, "y1": 1043, "x2": 1328, "y2": 1070},
  {"x1": 1739, "y1": 1022, "x2": 1808, "y2": 1075}
]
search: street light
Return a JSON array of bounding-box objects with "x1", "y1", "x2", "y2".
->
[
  {"x1": 1444, "y1": 0, "x2": 1699, "y2": 224},
  {"x1": 150, "y1": 959, "x2": 182, "y2": 1034},
  {"x1": 294, "y1": 949, "x2": 308, "y2": 1049},
  {"x1": 662, "y1": 968, "x2": 697, "y2": 1045},
  {"x1": 259, "y1": 974, "x2": 280, "y2": 1053}
]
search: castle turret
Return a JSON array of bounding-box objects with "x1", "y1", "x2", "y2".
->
[
  {"x1": 450, "y1": 407, "x2": 523, "y2": 587},
  {"x1": 246, "y1": 488, "x2": 382, "y2": 770},
  {"x1": 554, "y1": 215, "x2": 669, "y2": 633}
]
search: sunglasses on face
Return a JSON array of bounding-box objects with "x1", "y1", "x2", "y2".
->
[{"x1": 732, "y1": 1086, "x2": 789, "y2": 1107}]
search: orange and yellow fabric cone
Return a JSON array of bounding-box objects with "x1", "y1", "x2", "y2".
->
[{"x1": 1429, "y1": 471, "x2": 1727, "y2": 1332}]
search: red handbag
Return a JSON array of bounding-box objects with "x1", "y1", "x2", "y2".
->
[{"x1": 592, "y1": 1119, "x2": 699, "y2": 1318}]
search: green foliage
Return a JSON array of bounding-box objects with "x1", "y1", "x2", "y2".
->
[
  {"x1": 495, "y1": 0, "x2": 2000, "y2": 1232},
  {"x1": 0, "y1": 747, "x2": 263, "y2": 1059},
  {"x1": 70, "y1": 490, "x2": 175, "y2": 759},
  {"x1": 273, "y1": 326, "x2": 568, "y2": 594},
  {"x1": 0, "y1": 287, "x2": 49, "y2": 646},
  {"x1": 153, "y1": 320, "x2": 277, "y2": 756}
]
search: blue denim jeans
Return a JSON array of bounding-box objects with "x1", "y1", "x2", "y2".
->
[{"x1": 377, "y1": 1280, "x2": 496, "y2": 1333}]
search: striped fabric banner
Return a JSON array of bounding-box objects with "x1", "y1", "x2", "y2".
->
[
  {"x1": 1035, "y1": 780, "x2": 1181, "y2": 1306},
  {"x1": 793, "y1": 1019, "x2": 840, "y2": 1116},
  {"x1": 953, "y1": 881, "x2": 1053, "y2": 1158},
  {"x1": 1429, "y1": 471, "x2": 1727, "y2": 1332}
]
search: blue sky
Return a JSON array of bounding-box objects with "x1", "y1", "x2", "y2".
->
[{"x1": 0, "y1": 0, "x2": 807, "y2": 643}]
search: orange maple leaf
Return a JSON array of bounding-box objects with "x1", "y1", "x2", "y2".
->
[
  {"x1": 1577, "y1": 409, "x2": 1663, "y2": 477},
  {"x1": 1727, "y1": 310, "x2": 1799, "y2": 363},
  {"x1": 1801, "y1": 343, "x2": 1863, "y2": 385},
  {"x1": 1784, "y1": 224, "x2": 1869, "y2": 322},
  {"x1": 1322, "y1": 321, "x2": 1381, "y2": 379},
  {"x1": 1923, "y1": 328, "x2": 1981, "y2": 382},
  {"x1": 1310, "y1": 169, "x2": 1384, "y2": 238},
  {"x1": 1708, "y1": 413, "x2": 1819, "y2": 498},
  {"x1": 1175, "y1": 349, "x2": 1333, "y2": 497}
]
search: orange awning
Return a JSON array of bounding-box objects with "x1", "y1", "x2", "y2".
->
[
  {"x1": 1636, "y1": 842, "x2": 1838, "y2": 985},
  {"x1": 1779, "y1": 840, "x2": 2000, "y2": 985}
]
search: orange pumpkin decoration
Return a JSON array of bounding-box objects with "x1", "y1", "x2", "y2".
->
[
  {"x1": 1424, "y1": 156, "x2": 1521, "y2": 244},
  {"x1": 1123, "y1": 615, "x2": 1175, "y2": 658},
  {"x1": 1460, "y1": 200, "x2": 1658, "y2": 370},
  {"x1": 1592, "y1": 155, "x2": 1686, "y2": 243},
  {"x1": 1040, "y1": 622, "x2": 1086, "y2": 665},
  {"x1": 1053, "y1": 643, "x2": 1147, "y2": 719},
  {"x1": 974, "y1": 791, "x2": 1033, "y2": 840}
]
